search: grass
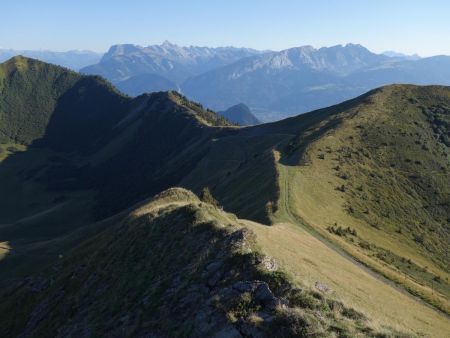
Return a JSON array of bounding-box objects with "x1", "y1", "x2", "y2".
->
[
  {"x1": 245, "y1": 220, "x2": 450, "y2": 337},
  {"x1": 0, "y1": 144, "x2": 98, "y2": 281},
  {"x1": 0, "y1": 241, "x2": 11, "y2": 261},
  {"x1": 0, "y1": 57, "x2": 239, "y2": 286},
  {"x1": 0, "y1": 188, "x2": 411, "y2": 337},
  {"x1": 0, "y1": 143, "x2": 26, "y2": 162},
  {"x1": 280, "y1": 161, "x2": 450, "y2": 311},
  {"x1": 180, "y1": 132, "x2": 285, "y2": 223},
  {"x1": 0, "y1": 56, "x2": 81, "y2": 144},
  {"x1": 1, "y1": 58, "x2": 449, "y2": 334},
  {"x1": 269, "y1": 85, "x2": 450, "y2": 315}
]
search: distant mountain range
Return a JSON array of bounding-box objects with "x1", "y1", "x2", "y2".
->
[
  {"x1": 6, "y1": 42, "x2": 450, "y2": 123},
  {"x1": 182, "y1": 44, "x2": 450, "y2": 120},
  {"x1": 0, "y1": 49, "x2": 102, "y2": 70},
  {"x1": 79, "y1": 42, "x2": 450, "y2": 121},
  {"x1": 81, "y1": 41, "x2": 264, "y2": 84}
]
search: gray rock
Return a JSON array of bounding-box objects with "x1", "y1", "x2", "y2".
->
[
  {"x1": 232, "y1": 281, "x2": 256, "y2": 293},
  {"x1": 257, "y1": 256, "x2": 277, "y2": 271},
  {"x1": 314, "y1": 281, "x2": 330, "y2": 293},
  {"x1": 254, "y1": 283, "x2": 273, "y2": 303}
]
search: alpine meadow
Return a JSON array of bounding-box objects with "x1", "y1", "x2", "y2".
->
[{"x1": 0, "y1": 1, "x2": 449, "y2": 337}]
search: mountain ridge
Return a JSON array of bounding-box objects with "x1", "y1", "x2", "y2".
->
[
  {"x1": 0, "y1": 187, "x2": 412, "y2": 337},
  {"x1": 0, "y1": 57, "x2": 449, "y2": 335}
]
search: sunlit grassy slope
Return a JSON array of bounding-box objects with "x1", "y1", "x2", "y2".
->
[
  {"x1": 246, "y1": 221, "x2": 450, "y2": 337},
  {"x1": 273, "y1": 85, "x2": 450, "y2": 314},
  {"x1": 0, "y1": 188, "x2": 411, "y2": 337}
]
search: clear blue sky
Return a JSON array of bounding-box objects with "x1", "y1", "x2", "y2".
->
[{"x1": 1, "y1": 0, "x2": 449, "y2": 56}]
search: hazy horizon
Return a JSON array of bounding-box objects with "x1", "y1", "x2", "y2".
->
[
  {"x1": 0, "y1": 41, "x2": 428, "y2": 58},
  {"x1": 2, "y1": 0, "x2": 450, "y2": 57}
]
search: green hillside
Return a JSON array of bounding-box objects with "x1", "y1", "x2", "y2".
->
[
  {"x1": 270, "y1": 85, "x2": 450, "y2": 313},
  {"x1": 181, "y1": 84, "x2": 450, "y2": 313},
  {"x1": 0, "y1": 188, "x2": 408, "y2": 337},
  {"x1": 0, "y1": 56, "x2": 235, "y2": 281},
  {"x1": 0, "y1": 56, "x2": 127, "y2": 149},
  {"x1": 0, "y1": 57, "x2": 448, "y2": 335}
]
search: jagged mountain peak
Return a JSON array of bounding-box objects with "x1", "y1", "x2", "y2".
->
[{"x1": 82, "y1": 42, "x2": 266, "y2": 84}]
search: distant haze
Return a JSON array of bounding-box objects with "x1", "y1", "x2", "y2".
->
[
  {"x1": 78, "y1": 41, "x2": 450, "y2": 122},
  {"x1": 1, "y1": 0, "x2": 450, "y2": 57}
]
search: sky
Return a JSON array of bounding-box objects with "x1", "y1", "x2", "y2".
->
[{"x1": 1, "y1": 0, "x2": 450, "y2": 56}]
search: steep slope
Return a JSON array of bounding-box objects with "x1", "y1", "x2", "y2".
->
[
  {"x1": 0, "y1": 57, "x2": 287, "y2": 302},
  {"x1": 81, "y1": 41, "x2": 264, "y2": 85},
  {"x1": 0, "y1": 55, "x2": 129, "y2": 150},
  {"x1": 0, "y1": 188, "x2": 411, "y2": 337},
  {"x1": 180, "y1": 85, "x2": 450, "y2": 313},
  {"x1": 271, "y1": 85, "x2": 450, "y2": 313},
  {"x1": 0, "y1": 57, "x2": 238, "y2": 282},
  {"x1": 219, "y1": 103, "x2": 261, "y2": 126},
  {"x1": 89, "y1": 91, "x2": 233, "y2": 217}
]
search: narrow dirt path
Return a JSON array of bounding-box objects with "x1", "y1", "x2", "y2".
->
[{"x1": 279, "y1": 164, "x2": 449, "y2": 319}]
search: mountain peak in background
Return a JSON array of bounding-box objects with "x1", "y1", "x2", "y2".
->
[
  {"x1": 219, "y1": 103, "x2": 261, "y2": 126},
  {"x1": 83, "y1": 41, "x2": 266, "y2": 84},
  {"x1": 181, "y1": 44, "x2": 450, "y2": 120}
]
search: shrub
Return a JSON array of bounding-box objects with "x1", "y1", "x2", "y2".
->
[
  {"x1": 342, "y1": 306, "x2": 366, "y2": 321},
  {"x1": 413, "y1": 234, "x2": 425, "y2": 245},
  {"x1": 289, "y1": 290, "x2": 319, "y2": 309},
  {"x1": 336, "y1": 185, "x2": 346, "y2": 192},
  {"x1": 326, "y1": 225, "x2": 357, "y2": 237},
  {"x1": 269, "y1": 308, "x2": 324, "y2": 337}
]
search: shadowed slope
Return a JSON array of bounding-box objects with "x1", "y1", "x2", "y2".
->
[{"x1": 0, "y1": 56, "x2": 133, "y2": 153}]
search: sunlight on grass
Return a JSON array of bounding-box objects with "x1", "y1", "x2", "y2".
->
[
  {"x1": 0, "y1": 241, "x2": 11, "y2": 261},
  {"x1": 245, "y1": 221, "x2": 450, "y2": 337}
]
